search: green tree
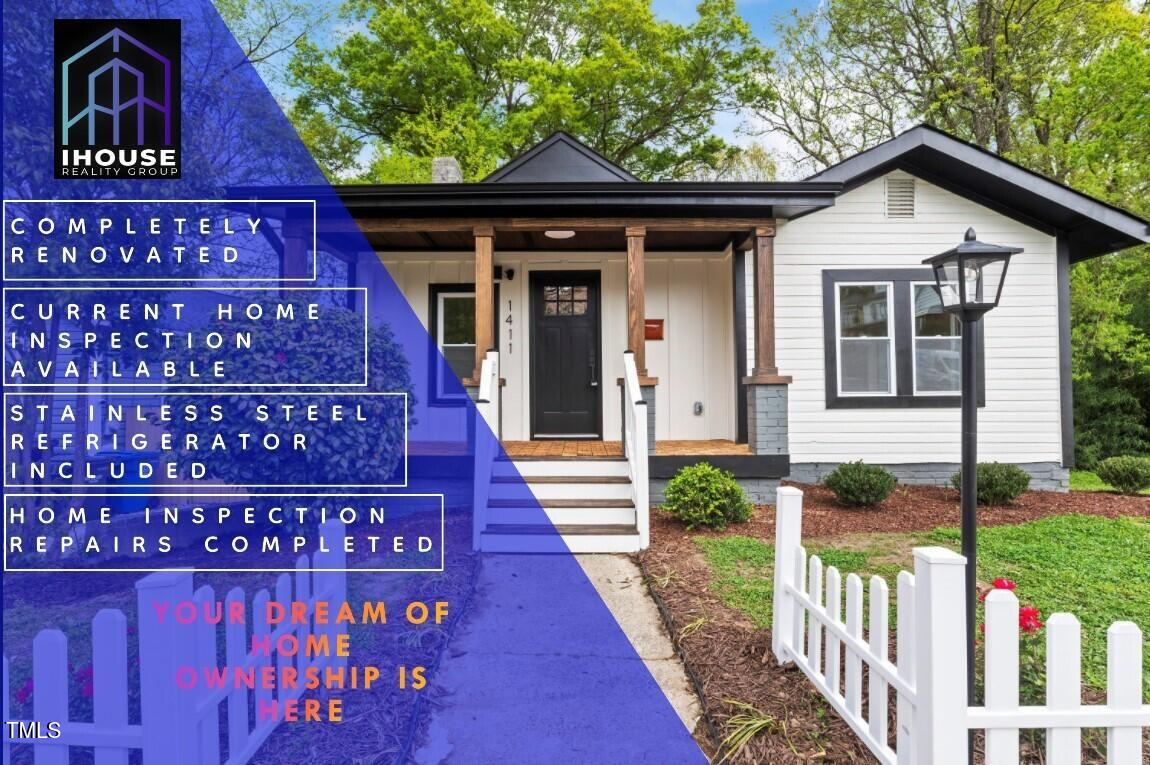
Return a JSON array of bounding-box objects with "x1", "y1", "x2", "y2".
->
[
  {"x1": 757, "y1": 0, "x2": 1146, "y2": 173},
  {"x1": 288, "y1": 0, "x2": 774, "y2": 180},
  {"x1": 760, "y1": 0, "x2": 1150, "y2": 464}
]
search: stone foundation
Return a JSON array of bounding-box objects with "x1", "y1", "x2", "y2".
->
[
  {"x1": 640, "y1": 384, "x2": 657, "y2": 453},
  {"x1": 788, "y1": 461, "x2": 1070, "y2": 492},
  {"x1": 746, "y1": 384, "x2": 788, "y2": 455}
]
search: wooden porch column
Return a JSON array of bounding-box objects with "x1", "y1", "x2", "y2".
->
[
  {"x1": 745, "y1": 222, "x2": 791, "y2": 384},
  {"x1": 280, "y1": 212, "x2": 310, "y2": 294},
  {"x1": 472, "y1": 225, "x2": 495, "y2": 381},
  {"x1": 626, "y1": 225, "x2": 650, "y2": 379}
]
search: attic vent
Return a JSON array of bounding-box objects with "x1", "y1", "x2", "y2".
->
[{"x1": 885, "y1": 176, "x2": 916, "y2": 218}]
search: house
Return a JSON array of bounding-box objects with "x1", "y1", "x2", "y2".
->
[{"x1": 330, "y1": 126, "x2": 1150, "y2": 552}]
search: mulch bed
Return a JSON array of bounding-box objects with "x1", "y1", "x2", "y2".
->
[{"x1": 636, "y1": 484, "x2": 1150, "y2": 763}]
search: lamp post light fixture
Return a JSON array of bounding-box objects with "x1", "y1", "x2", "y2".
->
[{"x1": 923, "y1": 227, "x2": 1020, "y2": 710}]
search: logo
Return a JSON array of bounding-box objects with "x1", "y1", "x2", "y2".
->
[{"x1": 54, "y1": 19, "x2": 181, "y2": 179}]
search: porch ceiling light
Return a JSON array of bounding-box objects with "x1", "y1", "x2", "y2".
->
[
  {"x1": 922, "y1": 227, "x2": 1020, "y2": 319},
  {"x1": 544, "y1": 229, "x2": 576, "y2": 239}
]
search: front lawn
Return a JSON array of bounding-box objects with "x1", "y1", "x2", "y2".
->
[
  {"x1": 1071, "y1": 468, "x2": 1150, "y2": 494},
  {"x1": 696, "y1": 513, "x2": 1150, "y2": 691}
]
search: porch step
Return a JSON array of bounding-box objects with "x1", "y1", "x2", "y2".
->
[
  {"x1": 486, "y1": 506, "x2": 636, "y2": 526},
  {"x1": 485, "y1": 523, "x2": 638, "y2": 536},
  {"x1": 492, "y1": 475, "x2": 631, "y2": 484},
  {"x1": 489, "y1": 476, "x2": 632, "y2": 502},
  {"x1": 479, "y1": 455, "x2": 641, "y2": 553},
  {"x1": 494, "y1": 459, "x2": 629, "y2": 478},
  {"x1": 498, "y1": 455, "x2": 626, "y2": 462},
  {"x1": 488, "y1": 498, "x2": 632, "y2": 509},
  {"x1": 479, "y1": 524, "x2": 642, "y2": 554}
]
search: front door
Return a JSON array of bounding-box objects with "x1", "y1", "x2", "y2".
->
[{"x1": 530, "y1": 271, "x2": 602, "y2": 438}]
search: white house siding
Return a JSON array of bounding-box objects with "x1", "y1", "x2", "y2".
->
[
  {"x1": 381, "y1": 250, "x2": 735, "y2": 443},
  {"x1": 769, "y1": 170, "x2": 1065, "y2": 479}
]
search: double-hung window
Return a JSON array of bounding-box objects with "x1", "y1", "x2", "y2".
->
[
  {"x1": 912, "y1": 282, "x2": 961, "y2": 394},
  {"x1": 823, "y1": 269, "x2": 982, "y2": 408},
  {"x1": 835, "y1": 283, "x2": 895, "y2": 395},
  {"x1": 429, "y1": 283, "x2": 499, "y2": 404}
]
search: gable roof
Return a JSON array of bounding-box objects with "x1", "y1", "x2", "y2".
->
[
  {"x1": 483, "y1": 132, "x2": 638, "y2": 183},
  {"x1": 808, "y1": 124, "x2": 1150, "y2": 261}
]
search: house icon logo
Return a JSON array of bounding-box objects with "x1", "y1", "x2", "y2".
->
[{"x1": 54, "y1": 19, "x2": 182, "y2": 179}]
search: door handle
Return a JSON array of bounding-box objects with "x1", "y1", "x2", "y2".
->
[{"x1": 589, "y1": 359, "x2": 598, "y2": 387}]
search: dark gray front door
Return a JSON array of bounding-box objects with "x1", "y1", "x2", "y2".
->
[{"x1": 530, "y1": 271, "x2": 601, "y2": 437}]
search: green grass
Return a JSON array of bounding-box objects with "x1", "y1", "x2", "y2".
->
[
  {"x1": 695, "y1": 534, "x2": 920, "y2": 628},
  {"x1": 1071, "y1": 469, "x2": 1113, "y2": 491},
  {"x1": 696, "y1": 514, "x2": 1150, "y2": 692},
  {"x1": 695, "y1": 535, "x2": 776, "y2": 627},
  {"x1": 931, "y1": 514, "x2": 1150, "y2": 690},
  {"x1": 1070, "y1": 469, "x2": 1150, "y2": 494}
]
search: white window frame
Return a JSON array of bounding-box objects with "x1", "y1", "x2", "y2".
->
[
  {"x1": 436, "y1": 290, "x2": 476, "y2": 400},
  {"x1": 910, "y1": 281, "x2": 962, "y2": 396},
  {"x1": 834, "y1": 281, "x2": 896, "y2": 397}
]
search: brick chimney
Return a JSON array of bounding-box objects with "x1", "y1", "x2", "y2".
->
[{"x1": 432, "y1": 157, "x2": 463, "y2": 183}]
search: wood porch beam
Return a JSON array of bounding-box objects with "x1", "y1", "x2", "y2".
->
[
  {"x1": 355, "y1": 217, "x2": 779, "y2": 234},
  {"x1": 471, "y1": 224, "x2": 495, "y2": 382},
  {"x1": 745, "y1": 223, "x2": 792, "y2": 385}
]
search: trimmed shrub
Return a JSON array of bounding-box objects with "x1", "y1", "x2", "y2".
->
[
  {"x1": 949, "y1": 463, "x2": 1031, "y2": 506},
  {"x1": 823, "y1": 461, "x2": 898, "y2": 507},
  {"x1": 663, "y1": 463, "x2": 752, "y2": 530},
  {"x1": 1095, "y1": 456, "x2": 1150, "y2": 494}
]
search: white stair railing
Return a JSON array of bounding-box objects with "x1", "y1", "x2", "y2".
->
[
  {"x1": 472, "y1": 351, "x2": 499, "y2": 550},
  {"x1": 622, "y1": 352, "x2": 649, "y2": 549}
]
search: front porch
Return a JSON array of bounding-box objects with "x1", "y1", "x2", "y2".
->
[
  {"x1": 502, "y1": 439, "x2": 752, "y2": 458},
  {"x1": 329, "y1": 133, "x2": 839, "y2": 552}
]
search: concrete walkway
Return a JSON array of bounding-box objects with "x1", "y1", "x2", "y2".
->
[
  {"x1": 412, "y1": 554, "x2": 702, "y2": 763},
  {"x1": 574, "y1": 554, "x2": 702, "y2": 730}
]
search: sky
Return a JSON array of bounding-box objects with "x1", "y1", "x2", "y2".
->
[
  {"x1": 650, "y1": 0, "x2": 819, "y2": 153},
  {"x1": 651, "y1": 0, "x2": 817, "y2": 42}
]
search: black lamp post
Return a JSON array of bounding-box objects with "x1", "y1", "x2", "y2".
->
[{"x1": 923, "y1": 228, "x2": 1020, "y2": 707}]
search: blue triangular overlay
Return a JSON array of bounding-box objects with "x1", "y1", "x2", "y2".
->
[{"x1": 1, "y1": 0, "x2": 705, "y2": 762}]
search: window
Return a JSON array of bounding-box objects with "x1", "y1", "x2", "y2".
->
[
  {"x1": 437, "y1": 292, "x2": 476, "y2": 397},
  {"x1": 822, "y1": 269, "x2": 983, "y2": 408},
  {"x1": 542, "y1": 285, "x2": 589, "y2": 316},
  {"x1": 836, "y1": 283, "x2": 894, "y2": 395},
  {"x1": 428, "y1": 283, "x2": 499, "y2": 404},
  {"x1": 912, "y1": 283, "x2": 961, "y2": 394}
]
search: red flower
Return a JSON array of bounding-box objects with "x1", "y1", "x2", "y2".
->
[
  {"x1": 14, "y1": 678, "x2": 33, "y2": 705},
  {"x1": 1018, "y1": 605, "x2": 1044, "y2": 634},
  {"x1": 274, "y1": 351, "x2": 288, "y2": 364},
  {"x1": 979, "y1": 577, "x2": 1018, "y2": 601}
]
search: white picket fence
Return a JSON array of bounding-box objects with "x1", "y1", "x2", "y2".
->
[
  {"x1": 2, "y1": 520, "x2": 348, "y2": 765},
  {"x1": 771, "y1": 486, "x2": 1149, "y2": 765}
]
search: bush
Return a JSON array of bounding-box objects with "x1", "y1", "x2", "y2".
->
[
  {"x1": 663, "y1": 463, "x2": 752, "y2": 530},
  {"x1": 1095, "y1": 456, "x2": 1150, "y2": 494},
  {"x1": 949, "y1": 463, "x2": 1031, "y2": 506},
  {"x1": 823, "y1": 461, "x2": 897, "y2": 506}
]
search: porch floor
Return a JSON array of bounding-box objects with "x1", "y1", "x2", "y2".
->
[{"x1": 501, "y1": 439, "x2": 750, "y2": 459}]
